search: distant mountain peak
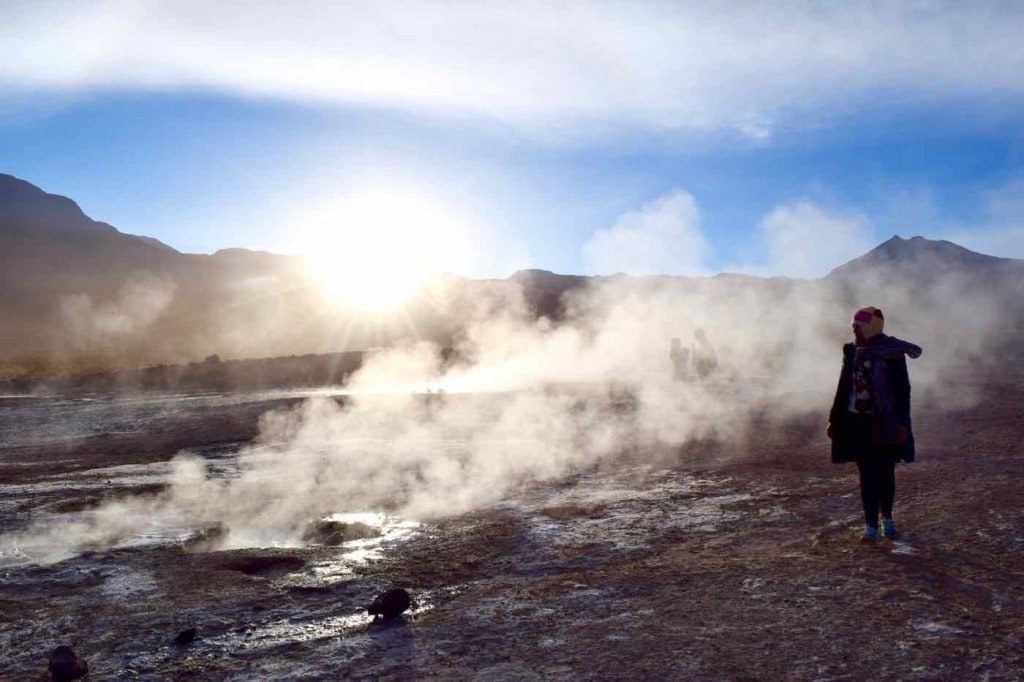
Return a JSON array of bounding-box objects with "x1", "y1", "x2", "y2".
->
[
  {"x1": 874, "y1": 234, "x2": 987, "y2": 256},
  {"x1": 827, "y1": 234, "x2": 1016, "y2": 281}
]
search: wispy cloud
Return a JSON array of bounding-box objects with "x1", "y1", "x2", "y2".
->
[
  {"x1": 587, "y1": 190, "x2": 875, "y2": 279},
  {"x1": 582, "y1": 190, "x2": 708, "y2": 276},
  {"x1": 3, "y1": 2, "x2": 1024, "y2": 135}
]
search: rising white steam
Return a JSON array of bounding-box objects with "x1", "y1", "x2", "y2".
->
[
  {"x1": 583, "y1": 190, "x2": 708, "y2": 276},
  {"x1": 3, "y1": 259, "x2": 1018, "y2": 562},
  {"x1": 752, "y1": 201, "x2": 875, "y2": 278},
  {"x1": 58, "y1": 274, "x2": 175, "y2": 350}
]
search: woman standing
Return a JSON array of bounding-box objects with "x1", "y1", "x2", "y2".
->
[{"x1": 827, "y1": 307, "x2": 922, "y2": 542}]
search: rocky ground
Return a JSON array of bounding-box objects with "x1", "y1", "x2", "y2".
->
[{"x1": 1, "y1": 373, "x2": 1022, "y2": 680}]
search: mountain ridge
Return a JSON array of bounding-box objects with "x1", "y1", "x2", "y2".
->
[
  {"x1": 826, "y1": 234, "x2": 1019, "y2": 280},
  {"x1": 5, "y1": 172, "x2": 1021, "y2": 280},
  {"x1": 0, "y1": 173, "x2": 178, "y2": 253},
  {"x1": 2, "y1": 172, "x2": 1021, "y2": 371}
]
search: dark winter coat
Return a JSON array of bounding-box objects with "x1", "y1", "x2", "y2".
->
[{"x1": 829, "y1": 334, "x2": 920, "y2": 464}]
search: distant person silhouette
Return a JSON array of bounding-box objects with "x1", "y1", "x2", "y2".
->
[
  {"x1": 827, "y1": 306, "x2": 922, "y2": 543},
  {"x1": 692, "y1": 328, "x2": 718, "y2": 379},
  {"x1": 669, "y1": 337, "x2": 690, "y2": 381}
]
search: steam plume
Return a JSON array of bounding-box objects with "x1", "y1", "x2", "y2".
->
[{"x1": 3, "y1": 263, "x2": 1017, "y2": 563}]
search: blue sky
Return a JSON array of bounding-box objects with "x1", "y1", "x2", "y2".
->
[{"x1": 2, "y1": 2, "x2": 1024, "y2": 278}]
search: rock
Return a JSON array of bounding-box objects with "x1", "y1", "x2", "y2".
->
[
  {"x1": 367, "y1": 588, "x2": 412, "y2": 620},
  {"x1": 48, "y1": 646, "x2": 88, "y2": 681},
  {"x1": 184, "y1": 522, "x2": 229, "y2": 551},
  {"x1": 174, "y1": 627, "x2": 197, "y2": 646},
  {"x1": 301, "y1": 519, "x2": 381, "y2": 546},
  {"x1": 220, "y1": 554, "x2": 306, "y2": 578}
]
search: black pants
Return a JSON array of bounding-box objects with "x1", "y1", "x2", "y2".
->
[
  {"x1": 847, "y1": 412, "x2": 900, "y2": 528},
  {"x1": 857, "y1": 458, "x2": 896, "y2": 528}
]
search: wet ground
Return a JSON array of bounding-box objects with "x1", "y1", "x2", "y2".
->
[{"x1": 1, "y1": 381, "x2": 1023, "y2": 680}]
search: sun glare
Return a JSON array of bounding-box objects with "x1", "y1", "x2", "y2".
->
[{"x1": 299, "y1": 190, "x2": 470, "y2": 309}]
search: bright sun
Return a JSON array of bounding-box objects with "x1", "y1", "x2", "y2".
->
[{"x1": 299, "y1": 190, "x2": 470, "y2": 309}]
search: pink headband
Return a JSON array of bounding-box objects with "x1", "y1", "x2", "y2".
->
[{"x1": 853, "y1": 311, "x2": 874, "y2": 324}]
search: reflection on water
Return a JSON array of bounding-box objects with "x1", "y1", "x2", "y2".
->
[
  {"x1": 0, "y1": 383, "x2": 489, "y2": 449},
  {"x1": 298, "y1": 513, "x2": 422, "y2": 584},
  {"x1": 1, "y1": 384, "x2": 434, "y2": 567},
  {"x1": 202, "y1": 594, "x2": 434, "y2": 655},
  {"x1": 0, "y1": 503, "x2": 422, "y2": 568},
  {"x1": 0, "y1": 388, "x2": 347, "y2": 448}
]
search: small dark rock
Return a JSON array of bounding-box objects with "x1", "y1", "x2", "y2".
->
[
  {"x1": 174, "y1": 627, "x2": 197, "y2": 646},
  {"x1": 367, "y1": 588, "x2": 412, "y2": 620},
  {"x1": 302, "y1": 519, "x2": 381, "y2": 546},
  {"x1": 48, "y1": 645, "x2": 88, "y2": 681}
]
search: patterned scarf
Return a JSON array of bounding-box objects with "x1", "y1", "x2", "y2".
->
[{"x1": 853, "y1": 334, "x2": 922, "y2": 444}]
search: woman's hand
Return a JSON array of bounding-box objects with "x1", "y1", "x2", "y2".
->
[{"x1": 826, "y1": 422, "x2": 833, "y2": 440}]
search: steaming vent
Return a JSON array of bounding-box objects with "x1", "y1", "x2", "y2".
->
[{"x1": 298, "y1": 512, "x2": 420, "y2": 560}]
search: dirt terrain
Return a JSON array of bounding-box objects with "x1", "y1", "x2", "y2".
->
[{"x1": 1, "y1": 373, "x2": 1022, "y2": 680}]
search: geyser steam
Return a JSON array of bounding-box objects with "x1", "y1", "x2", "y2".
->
[{"x1": 3, "y1": 264, "x2": 1013, "y2": 562}]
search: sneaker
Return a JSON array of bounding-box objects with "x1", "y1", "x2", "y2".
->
[
  {"x1": 881, "y1": 518, "x2": 898, "y2": 539},
  {"x1": 860, "y1": 526, "x2": 879, "y2": 543}
]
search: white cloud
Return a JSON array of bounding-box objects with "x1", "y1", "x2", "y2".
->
[
  {"x1": 583, "y1": 190, "x2": 708, "y2": 276},
  {"x1": 2, "y1": 2, "x2": 1024, "y2": 134},
  {"x1": 585, "y1": 192, "x2": 877, "y2": 279},
  {"x1": 754, "y1": 201, "x2": 876, "y2": 278}
]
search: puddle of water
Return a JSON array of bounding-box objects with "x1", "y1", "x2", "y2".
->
[
  {"x1": 2, "y1": 503, "x2": 423, "y2": 568},
  {"x1": 286, "y1": 513, "x2": 422, "y2": 585},
  {"x1": 202, "y1": 594, "x2": 436, "y2": 653},
  {"x1": 1, "y1": 389, "x2": 342, "y2": 448},
  {"x1": 1, "y1": 461, "x2": 175, "y2": 499},
  {"x1": 205, "y1": 612, "x2": 372, "y2": 651}
]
